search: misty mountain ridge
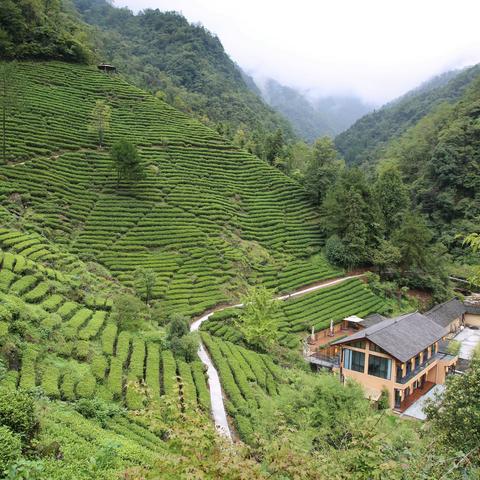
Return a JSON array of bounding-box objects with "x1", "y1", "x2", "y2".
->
[
  {"x1": 254, "y1": 77, "x2": 373, "y2": 142},
  {"x1": 335, "y1": 63, "x2": 480, "y2": 164}
]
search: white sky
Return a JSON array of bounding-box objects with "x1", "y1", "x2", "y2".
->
[{"x1": 114, "y1": 0, "x2": 480, "y2": 104}]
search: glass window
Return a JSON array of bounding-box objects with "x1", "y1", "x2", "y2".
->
[
  {"x1": 423, "y1": 348, "x2": 428, "y2": 362},
  {"x1": 415, "y1": 355, "x2": 420, "y2": 369},
  {"x1": 396, "y1": 365, "x2": 403, "y2": 382},
  {"x1": 370, "y1": 343, "x2": 387, "y2": 354},
  {"x1": 351, "y1": 340, "x2": 366, "y2": 350},
  {"x1": 351, "y1": 350, "x2": 365, "y2": 372},
  {"x1": 431, "y1": 343, "x2": 437, "y2": 355},
  {"x1": 406, "y1": 361, "x2": 412, "y2": 375},
  {"x1": 344, "y1": 348, "x2": 365, "y2": 372},
  {"x1": 368, "y1": 354, "x2": 392, "y2": 380}
]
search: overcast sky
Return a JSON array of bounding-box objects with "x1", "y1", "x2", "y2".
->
[{"x1": 114, "y1": 0, "x2": 480, "y2": 105}]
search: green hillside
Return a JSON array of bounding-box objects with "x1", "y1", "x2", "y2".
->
[
  {"x1": 72, "y1": 0, "x2": 293, "y2": 143},
  {"x1": 202, "y1": 278, "x2": 386, "y2": 347},
  {"x1": 335, "y1": 64, "x2": 480, "y2": 165},
  {"x1": 383, "y1": 75, "x2": 480, "y2": 254},
  {"x1": 0, "y1": 61, "x2": 338, "y2": 317},
  {"x1": 0, "y1": 230, "x2": 273, "y2": 478}
]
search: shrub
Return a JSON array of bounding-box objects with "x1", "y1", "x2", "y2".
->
[
  {"x1": 170, "y1": 333, "x2": 198, "y2": 363},
  {"x1": 0, "y1": 426, "x2": 22, "y2": 473},
  {"x1": 74, "y1": 397, "x2": 123, "y2": 428},
  {"x1": 325, "y1": 235, "x2": 349, "y2": 267},
  {"x1": 446, "y1": 339, "x2": 461, "y2": 356},
  {"x1": 101, "y1": 323, "x2": 117, "y2": 356},
  {"x1": 167, "y1": 313, "x2": 189, "y2": 341},
  {"x1": 75, "y1": 372, "x2": 96, "y2": 399},
  {"x1": 0, "y1": 389, "x2": 37, "y2": 440},
  {"x1": 111, "y1": 294, "x2": 146, "y2": 332},
  {"x1": 91, "y1": 354, "x2": 108, "y2": 380},
  {"x1": 378, "y1": 388, "x2": 390, "y2": 410},
  {"x1": 60, "y1": 373, "x2": 77, "y2": 401}
]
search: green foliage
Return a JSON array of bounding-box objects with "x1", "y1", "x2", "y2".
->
[
  {"x1": 74, "y1": 0, "x2": 293, "y2": 149},
  {"x1": 0, "y1": 425, "x2": 22, "y2": 474},
  {"x1": 304, "y1": 137, "x2": 343, "y2": 205},
  {"x1": 374, "y1": 164, "x2": 409, "y2": 234},
  {"x1": 0, "y1": 0, "x2": 93, "y2": 62},
  {"x1": 446, "y1": 339, "x2": 461, "y2": 356},
  {"x1": 111, "y1": 294, "x2": 146, "y2": 332},
  {"x1": 89, "y1": 99, "x2": 111, "y2": 147},
  {"x1": 74, "y1": 397, "x2": 123, "y2": 427},
  {"x1": 322, "y1": 168, "x2": 382, "y2": 268},
  {"x1": 133, "y1": 268, "x2": 156, "y2": 304},
  {"x1": 335, "y1": 64, "x2": 480, "y2": 165},
  {"x1": 425, "y1": 360, "x2": 480, "y2": 456},
  {"x1": 101, "y1": 322, "x2": 117, "y2": 355},
  {"x1": 235, "y1": 286, "x2": 280, "y2": 352},
  {"x1": 76, "y1": 371, "x2": 96, "y2": 398},
  {"x1": 170, "y1": 333, "x2": 199, "y2": 363},
  {"x1": 0, "y1": 389, "x2": 37, "y2": 441},
  {"x1": 111, "y1": 139, "x2": 144, "y2": 185},
  {"x1": 167, "y1": 314, "x2": 189, "y2": 341},
  {"x1": 0, "y1": 63, "x2": 330, "y2": 318}
]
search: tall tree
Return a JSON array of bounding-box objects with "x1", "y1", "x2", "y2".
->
[
  {"x1": 235, "y1": 286, "x2": 279, "y2": 352},
  {"x1": 264, "y1": 128, "x2": 285, "y2": 165},
  {"x1": 89, "y1": 99, "x2": 111, "y2": 148},
  {"x1": 391, "y1": 212, "x2": 433, "y2": 274},
  {"x1": 111, "y1": 139, "x2": 143, "y2": 184},
  {"x1": 304, "y1": 137, "x2": 342, "y2": 205},
  {"x1": 322, "y1": 168, "x2": 382, "y2": 267},
  {"x1": 134, "y1": 268, "x2": 156, "y2": 304},
  {"x1": 374, "y1": 164, "x2": 409, "y2": 235}
]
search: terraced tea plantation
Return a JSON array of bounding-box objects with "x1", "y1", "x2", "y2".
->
[
  {"x1": 201, "y1": 332, "x2": 284, "y2": 442},
  {"x1": 0, "y1": 246, "x2": 210, "y2": 414},
  {"x1": 0, "y1": 61, "x2": 339, "y2": 317},
  {"x1": 202, "y1": 278, "x2": 386, "y2": 347}
]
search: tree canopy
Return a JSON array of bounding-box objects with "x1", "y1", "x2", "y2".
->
[{"x1": 0, "y1": 0, "x2": 92, "y2": 62}]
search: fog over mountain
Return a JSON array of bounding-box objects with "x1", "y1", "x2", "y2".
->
[{"x1": 115, "y1": 0, "x2": 480, "y2": 105}]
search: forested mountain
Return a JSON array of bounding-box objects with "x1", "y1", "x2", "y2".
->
[
  {"x1": 259, "y1": 78, "x2": 372, "y2": 142},
  {"x1": 0, "y1": 59, "x2": 476, "y2": 479},
  {"x1": 72, "y1": 0, "x2": 293, "y2": 145},
  {"x1": 335, "y1": 64, "x2": 480, "y2": 165},
  {"x1": 0, "y1": 0, "x2": 92, "y2": 62},
  {"x1": 384, "y1": 75, "x2": 480, "y2": 254}
]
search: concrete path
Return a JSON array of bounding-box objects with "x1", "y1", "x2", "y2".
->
[
  {"x1": 402, "y1": 384, "x2": 445, "y2": 420},
  {"x1": 190, "y1": 274, "x2": 364, "y2": 440},
  {"x1": 454, "y1": 327, "x2": 480, "y2": 359}
]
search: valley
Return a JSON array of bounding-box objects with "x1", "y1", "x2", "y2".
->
[{"x1": 0, "y1": 1, "x2": 479, "y2": 479}]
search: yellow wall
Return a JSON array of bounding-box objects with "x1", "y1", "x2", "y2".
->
[
  {"x1": 465, "y1": 313, "x2": 480, "y2": 328},
  {"x1": 340, "y1": 340, "x2": 454, "y2": 408}
]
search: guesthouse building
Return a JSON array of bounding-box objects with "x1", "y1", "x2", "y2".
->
[{"x1": 332, "y1": 312, "x2": 458, "y2": 410}]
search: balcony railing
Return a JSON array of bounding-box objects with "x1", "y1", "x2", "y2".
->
[
  {"x1": 395, "y1": 353, "x2": 441, "y2": 384},
  {"x1": 308, "y1": 352, "x2": 340, "y2": 368}
]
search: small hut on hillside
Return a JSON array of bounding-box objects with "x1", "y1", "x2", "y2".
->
[{"x1": 98, "y1": 63, "x2": 117, "y2": 74}]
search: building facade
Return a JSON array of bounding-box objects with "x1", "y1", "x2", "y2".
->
[{"x1": 333, "y1": 312, "x2": 458, "y2": 410}]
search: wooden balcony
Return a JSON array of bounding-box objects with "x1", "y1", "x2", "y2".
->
[{"x1": 394, "y1": 381, "x2": 435, "y2": 413}]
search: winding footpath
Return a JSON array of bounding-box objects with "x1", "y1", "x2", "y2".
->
[{"x1": 190, "y1": 274, "x2": 364, "y2": 440}]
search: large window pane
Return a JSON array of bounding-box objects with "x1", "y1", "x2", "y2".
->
[
  {"x1": 368, "y1": 354, "x2": 391, "y2": 380},
  {"x1": 351, "y1": 350, "x2": 365, "y2": 372}
]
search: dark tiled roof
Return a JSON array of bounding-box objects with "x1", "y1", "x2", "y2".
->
[
  {"x1": 464, "y1": 296, "x2": 480, "y2": 315},
  {"x1": 360, "y1": 313, "x2": 386, "y2": 328},
  {"x1": 425, "y1": 298, "x2": 465, "y2": 329},
  {"x1": 332, "y1": 312, "x2": 445, "y2": 363},
  {"x1": 465, "y1": 304, "x2": 480, "y2": 315}
]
